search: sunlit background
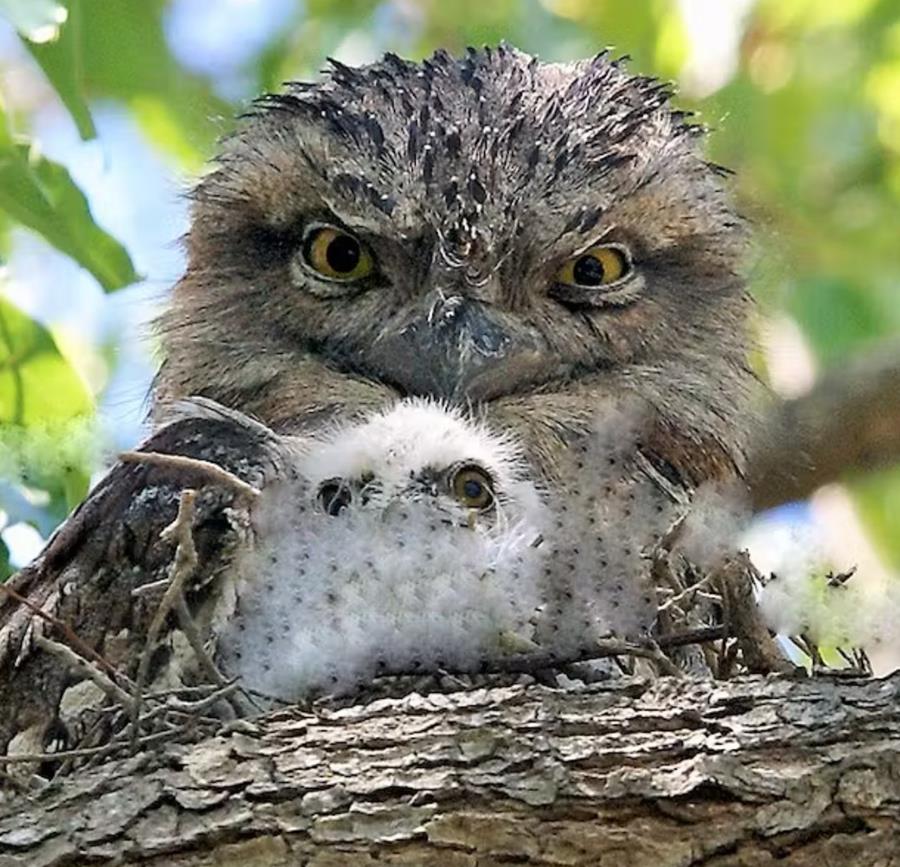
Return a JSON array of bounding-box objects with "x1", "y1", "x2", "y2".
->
[{"x1": 1, "y1": 0, "x2": 899, "y2": 663}]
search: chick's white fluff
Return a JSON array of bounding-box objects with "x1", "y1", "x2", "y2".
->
[
  {"x1": 534, "y1": 399, "x2": 680, "y2": 655},
  {"x1": 758, "y1": 570, "x2": 900, "y2": 656},
  {"x1": 215, "y1": 399, "x2": 548, "y2": 701}
]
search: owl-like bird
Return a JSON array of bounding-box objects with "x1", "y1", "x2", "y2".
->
[
  {"x1": 158, "y1": 44, "x2": 752, "y2": 478},
  {"x1": 157, "y1": 42, "x2": 753, "y2": 645},
  {"x1": 215, "y1": 399, "x2": 546, "y2": 701},
  {"x1": 1, "y1": 45, "x2": 755, "y2": 772}
]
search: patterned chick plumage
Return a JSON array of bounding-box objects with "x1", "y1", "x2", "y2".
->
[
  {"x1": 532, "y1": 400, "x2": 680, "y2": 658},
  {"x1": 215, "y1": 399, "x2": 548, "y2": 700}
]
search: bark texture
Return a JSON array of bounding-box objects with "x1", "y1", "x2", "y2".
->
[{"x1": 1, "y1": 672, "x2": 898, "y2": 867}]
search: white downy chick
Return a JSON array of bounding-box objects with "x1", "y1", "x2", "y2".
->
[{"x1": 216, "y1": 398, "x2": 548, "y2": 701}]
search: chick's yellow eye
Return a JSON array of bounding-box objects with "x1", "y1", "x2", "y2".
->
[
  {"x1": 451, "y1": 464, "x2": 495, "y2": 511},
  {"x1": 557, "y1": 244, "x2": 630, "y2": 287},
  {"x1": 303, "y1": 226, "x2": 373, "y2": 281}
]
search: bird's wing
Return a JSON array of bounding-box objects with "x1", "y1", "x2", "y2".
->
[{"x1": 0, "y1": 404, "x2": 287, "y2": 755}]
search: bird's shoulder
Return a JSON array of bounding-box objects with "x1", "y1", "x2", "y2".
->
[{"x1": 0, "y1": 405, "x2": 286, "y2": 752}]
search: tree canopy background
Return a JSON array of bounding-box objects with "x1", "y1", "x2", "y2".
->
[{"x1": 0, "y1": 0, "x2": 898, "y2": 638}]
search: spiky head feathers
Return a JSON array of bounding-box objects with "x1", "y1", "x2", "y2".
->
[{"x1": 160, "y1": 45, "x2": 750, "y2": 446}]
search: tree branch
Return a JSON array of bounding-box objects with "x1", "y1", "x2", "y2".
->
[
  {"x1": 0, "y1": 674, "x2": 898, "y2": 866},
  {"x1": 748, "y1": 340, "x2": 900, "y2": 510}
]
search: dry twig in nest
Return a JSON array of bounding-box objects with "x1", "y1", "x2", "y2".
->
[{"x1": 119, "y1": 450, "x2": 261, "y2": 500}]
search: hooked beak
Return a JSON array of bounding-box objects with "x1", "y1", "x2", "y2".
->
[{"x1": 363, "y1": 292, "x2": 550, "y2": 401}]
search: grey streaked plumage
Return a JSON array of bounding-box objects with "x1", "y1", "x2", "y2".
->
[{"x1": 158, "y1": 45, "x2": 753, "y2": 470}]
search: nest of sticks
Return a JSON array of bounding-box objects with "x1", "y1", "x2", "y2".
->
[{"x1": 0, "y1": 453, "x2": 870, "y2": 790}]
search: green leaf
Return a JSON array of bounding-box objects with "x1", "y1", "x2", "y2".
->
[
  {"x1": 0, "y1": 537, "x2": 11, "y2": 581},
  {"x1": 0, "y1": 296, "x2": 92, "y2": 425},
  {"x1": 23, "y1": 0, "x2": 97, "y2": 141},
  {"x1": 0, "y1": 110, "x2": 138, "y2": 291},
  {"x1": 0, "y1": 298, "x2": 96, "y2": 527},
  {"x1": 61, "y1": 463, "x2": 90, "y2": 510},
  {"x1": 73, "y1": 0, "x2": 232, "y2": 167},
  {"x1": 852, "y1": 466, "x2": 900, "y2": 570},
  {"x1": 0, "y1": 0, "x2": 67, "y2": 42}
]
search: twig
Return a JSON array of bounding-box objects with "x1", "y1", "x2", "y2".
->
[
  {"x1": 0, "y1": 584, "x2": 125, "y2": 682},
  {"x1": 131, "y1": 490, "x2": 199, "y2": 745},
  {"x1": 658, "y1": 571, "x2": 716, "y2": 613},
  {"x1": 0, "y1": 718, "x2": 216, "y2": 765},
  {"x1": 173, "y1": 596, "x2": 224, "y2": 686},
  {"x1": 120, "y1": 450, "x2": 260, "y2": 500},
  {"x1": 470, "y1": 637, "x2": 689, "y2": 678},
  {"x1": 787, "y1": 635, "x2": 812, "y2": 661},
  {"x1": 142, "y1": 500, "x2": 250, "y2": 717},
  {"x1": 799, "y1": 632, "x2": 824, "y2": 668},
  {"x1": 237, "y1": 686, "x2": 294, "y2": 708},
  {"x1": 656, "y1": 625, "x2": 728, "y2": 648},
  {"x1": 142, "y1": 684, "x2": 242, "y2": 700},
  {"x1": 131, "y1": 578, "x2": 171, "y2": 597},
  {"x1": 715, "y1": 554, "x2": 797, "y2": 675},
  {"x1": 164, "y1": 680, "x2": 241, "y2": 715},
  {"x1": 33, "y1": 636, "x2": 135, "y2": 714},
  {"x1": 173, "y1": 596, "x2": 251, "y2": 718},
  {"x1": 0, "y1": 744, "x2": 121, "y2": 764},
  {"x1": 640, "y1": 639, "x2": 686, "y2": 678},
  {"x1": 717, "y1": 638, "x2": 740, "y2": 679},
  {"x1": 835, "y1": 646, "x2": 871, "y2": 675}
]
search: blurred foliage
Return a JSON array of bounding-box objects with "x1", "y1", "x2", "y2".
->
[
  {"x1": 0, "y1": 103, "x2": 137, "y2": 289},
  {"x1": 21, "y1": 0, "x2": 97, "y2": 140},
  {"x1": 0, "y1": 294, "x2": 96, "y2": 559},
  {"x1": 0, "y1": 0, "x2": 899, "y2": 578},
  {"x1": 0, "y1": 296, "x2": 91, "y2": 424}
]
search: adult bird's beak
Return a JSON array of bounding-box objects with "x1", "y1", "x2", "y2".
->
[{"x1": 366, "y1": 292, "x2": 549, "y2": 401}]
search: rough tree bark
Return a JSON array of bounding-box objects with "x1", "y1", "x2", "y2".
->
[{"x1": 1, "y1": 673, "x2": 899, "y2": 867}]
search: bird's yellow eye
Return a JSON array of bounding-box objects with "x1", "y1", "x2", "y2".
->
[
  {"x1": 557, "y1": 244, "x2": 630, "y2": 287},
  {"x1": 450, "y1": 464, "x2": 495, "y2": 511},
  {"x1": 303, "y1": 226, "x2": 374, "y2": 282}
]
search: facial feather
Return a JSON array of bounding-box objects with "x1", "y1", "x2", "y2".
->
[{"x1": 156, "y1": 45, "x2": 751, "y2": 460}]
